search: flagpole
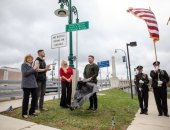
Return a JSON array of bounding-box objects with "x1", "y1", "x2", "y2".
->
[
  {"x1": 153, "y1": 41, "x2": 160, "y2": 81},
  {"x1": 153, "y1": 41, "x2": 158, "y2": 62}
]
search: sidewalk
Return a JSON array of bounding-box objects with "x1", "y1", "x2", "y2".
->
[
  {"x1": 127, "y1": 92, "x2": 170, "y2": 130},
  {"x1": 0, "y1": 94, "x2": 61, "y2": 130}
]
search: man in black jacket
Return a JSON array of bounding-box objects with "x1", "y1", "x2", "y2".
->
[
  {"x1": 34, "y1": 50, "x2": 51, "y2": 111},
  {"x1": 83, "y1": 55, "x2": 99, "y2": 111},
  {"x1": 134, "y1": 65, "x2": 149, "y2": 115},
  {"x1": 150, "y1": 61, "x2": 169, "y2": 117}
]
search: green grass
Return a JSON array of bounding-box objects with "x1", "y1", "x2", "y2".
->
[
  {"x1": 2, "y1": 88, "x2": 139, "y2": 130},
  {"x1": 168, "y1": 93, "x2": 170, "y2": 99}
]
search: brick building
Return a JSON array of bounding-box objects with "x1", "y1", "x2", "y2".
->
[{"x1": 0, "y1": 67, "x2": 21, "y2": 81}]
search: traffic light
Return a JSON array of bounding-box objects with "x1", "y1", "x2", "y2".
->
[{"x1": 122, "y1": 56, "x2": 126, "y2": 62}]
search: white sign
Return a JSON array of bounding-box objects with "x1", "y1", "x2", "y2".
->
[{"x1": 51, "y1": 32, "x2": 67, "y2": 48}]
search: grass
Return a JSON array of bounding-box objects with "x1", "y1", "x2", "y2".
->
[
  {"x1": 2, "y1": 88, "x2": 139, "y2": 130},
  {"x1": 168, "y1": 92, "x2": 170, "y2": 99}
]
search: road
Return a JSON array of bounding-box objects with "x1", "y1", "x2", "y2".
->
[{"x1": 0, "y1": 85, "x2": 22, "y2": 101}]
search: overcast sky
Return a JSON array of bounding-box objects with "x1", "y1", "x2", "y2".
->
[{"x1": 0, "y1": 0, "x2": 170, "y2": 79}]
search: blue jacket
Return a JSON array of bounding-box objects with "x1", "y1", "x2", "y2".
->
[{"x1": 21, "y1": 63, "x2": 38, "y2": 89}]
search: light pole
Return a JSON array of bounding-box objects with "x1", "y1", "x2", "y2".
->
[
  {"x1": 126, "y1": 41, "x2": 137, "y2": 99},
  {"x1": 114, "y1": 49, "x2": 129, "y2": 80},
  {"x1": 54, "y1": 0, "x2": 79, "y2": 68}
]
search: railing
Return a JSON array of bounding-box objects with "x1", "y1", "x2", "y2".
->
[{"x1": 0, "y1": 80, "x2": 61, "y2": 99}]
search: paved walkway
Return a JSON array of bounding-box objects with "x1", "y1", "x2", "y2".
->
[{"x1": 127, "y1": 92, "x2": 170, "y2": 130}]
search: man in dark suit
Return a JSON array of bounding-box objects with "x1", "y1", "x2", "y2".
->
[
  {"x1": 150, "y1": 61, "x2": 169, "y2": 117},
  {"x1": 134, "y1": 65, "x2": 149, "y2": 115}
]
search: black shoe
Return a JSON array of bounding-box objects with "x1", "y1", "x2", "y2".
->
[
  {"x1": 93, "y1": 108, "x2": 97, "y2": 112},
  {"x1": 140, "y1": 111, "x2": 144, "y2": 114},
  {"x1": 87, "y1": 107, "x2": 93, "y2": 110},
  {"x1": 144, "y1": 111, "x2": 148, "y2": 115},
  {"x1": 70, "y1": 107, "x2": 75, "y2": 111},
  {"x1": 158, "y1": 113, "x2": 162, "y2": 116},
  {"x1": 164, "y1": 114, "x2": 169, "y2": 117}
]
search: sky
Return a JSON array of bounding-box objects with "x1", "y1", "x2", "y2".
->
[{"x1": 0, "y1": 0, "x2": 170, "y2": 79}]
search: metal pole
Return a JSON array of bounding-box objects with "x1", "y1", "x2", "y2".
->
[
  {"x1": 52, "y1": 67, "x2": 54, "y2": 81},
  {"x1": 125, "y1": 53, "x2": 129, "y2": 80},
  {"x1": 126, "y1": 44, "x2": 133, "y2": 99},
  {"x1": 68, "y1": 0, "x2": 74, "y2": 68},
  {"x1": 115, "y1": 49, "x2": 129, "y2": 80},
  {"x1": 100, "y1": 68, "x2": 102, "y2": 90},
  {"x1": 58, "y1": 48, "x2": 61, "y2": 99},
  {"x1": 75, "y1": 18, "x2": 79, "y2": 84}
]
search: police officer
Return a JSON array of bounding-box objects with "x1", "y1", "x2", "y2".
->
[
  {"x1": 150, "y1": 61, "x2": 169, "y2": 117},
  {"x1": 134, "y1": 65, "x2": 149, "y2": 115}
]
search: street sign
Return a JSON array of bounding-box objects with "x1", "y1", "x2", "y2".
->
[
  {"x1": 51, "y1": 32, "x2": 67, "y2": 49},
  {"x1": 66, "y1": 21, "x2": 89, "y2": 32},
  {"x1": 97, "y1": 60, "x2": 110, "y2": 68}
]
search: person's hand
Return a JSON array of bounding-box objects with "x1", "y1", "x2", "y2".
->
[
  {"x1": 87, "y1": 77, "x2": 92, "y2": 81},
  {"x1": 33, "y1": 64, "x2": 38, "y2": 70},
  {"x1": 139, "y1": 80, "x2": 144, "y2": 84},
  {"x1": 45, "y1": 65, "x2": 51, "y2": 71},
  {"x1": 67, "y1": 78, "x2": 71, "y2": 82},
  {"x1": 158, "y1": 81, "x2": 163, "y2": 85},
  {"x1": 139, "y1": 88, "x2": 142, "y2": 91}
]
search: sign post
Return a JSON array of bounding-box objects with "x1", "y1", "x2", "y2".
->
[
  {"x1": 51, "y1": 32, "x2": 67, "y2": 99},
  {"x1": 97, "y1": 60, "x2": 110, "y2": 89}
]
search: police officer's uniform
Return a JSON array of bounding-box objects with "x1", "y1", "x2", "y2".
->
[
  {"x1": 150, "y1": 61, "x2": 170, "y2": 117},
  {"x1": 134, "y1": 65, "x2": 149, "y2": 114}
]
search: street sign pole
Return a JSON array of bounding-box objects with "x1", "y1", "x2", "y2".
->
[{"x1": 58, "y1": 48, "x2": 60, "y2": 99}]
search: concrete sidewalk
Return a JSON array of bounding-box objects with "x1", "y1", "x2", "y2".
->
[{"x1": 127, "y1": 92, "x2": 170, "y2": 130}]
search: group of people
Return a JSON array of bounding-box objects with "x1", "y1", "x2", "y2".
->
[
  {"x1": 22, "y1": 50, "x2": 169, "y2": 118},
  {"x1": 21, "y1": 50, "x2": 50, "y2": 118},
  {"x1": 59, "y1": 55, "x2": 99, "y2": 112},
  {"x1": 134, "y1": 61, "x2": 169, "y2": 117},
  {"x1": 21, "y1": 53, "x2": 99, "y2": 118}
]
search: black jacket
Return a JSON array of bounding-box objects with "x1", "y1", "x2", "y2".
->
[
  {"x1": 35, "y1": 57, "x2": 46, "y2": 81},
  {"x1": 150, "y1": 69, "x2": 169, "y2": 88},
  {"x1": 134, "y1": 73, "x2": 149, "y2": 91}
]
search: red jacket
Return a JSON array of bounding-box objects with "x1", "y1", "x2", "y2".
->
[{"x1": 60, "y1": 67, "x2": 73, "y2": 82}]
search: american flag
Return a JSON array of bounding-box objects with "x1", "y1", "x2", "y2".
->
[{"x1": 127, "y1": 8, "x2": 159, "y2": 43}]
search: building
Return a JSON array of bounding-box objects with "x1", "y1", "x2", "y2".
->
[{"x1": 0, "y1": 67, "x2": 21, "y2": 81}]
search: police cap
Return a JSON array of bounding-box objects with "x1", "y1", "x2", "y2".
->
[
  {"x1": 136, "y1": 65, "x2": 143, "y2": 70},
  {"x1": 153, "y1": 61, "x2": 160, "y2": 66}
]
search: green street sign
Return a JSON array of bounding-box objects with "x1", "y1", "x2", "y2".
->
[{"x1": 66, "y1": 21, "x2": 89, "y2": 32}]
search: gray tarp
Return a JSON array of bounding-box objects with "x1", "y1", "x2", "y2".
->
[{"x1": 70, "y1": 80, "x2": 98, "y2": 110}]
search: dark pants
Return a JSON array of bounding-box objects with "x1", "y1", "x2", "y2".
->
[
  {"x1": 89, "y1": 92, "x2": 97, "y2": 109},
  {"x1": 22, "y1": 88, "x2": 37, "y2": 115},
  {"x1": 137, "y1": 89, "x2": 148, "y2": 112},
  {"x1": 153, "y1": 87, "x2": 168, "y2": 115},
  {"x1": 60, "y1": 81, "x2": 72, "y2": 107},
  {"x1": 36, "y1": 80, "x2": 46, "y2": 110}
]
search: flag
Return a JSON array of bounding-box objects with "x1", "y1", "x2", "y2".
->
[
  {"x1": 127, "y1": 8, "x2": 159, "y2": 43},
  {"x1": 167, "y1": 17, "x2": 170, "y2": 25},
  {"x1": 6, "y1": 105, "x2": 13, "y2": 112}
]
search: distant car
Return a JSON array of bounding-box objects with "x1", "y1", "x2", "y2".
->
[{"x1": 45, "y1": 81, "x2": 58, "y2": 93}]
